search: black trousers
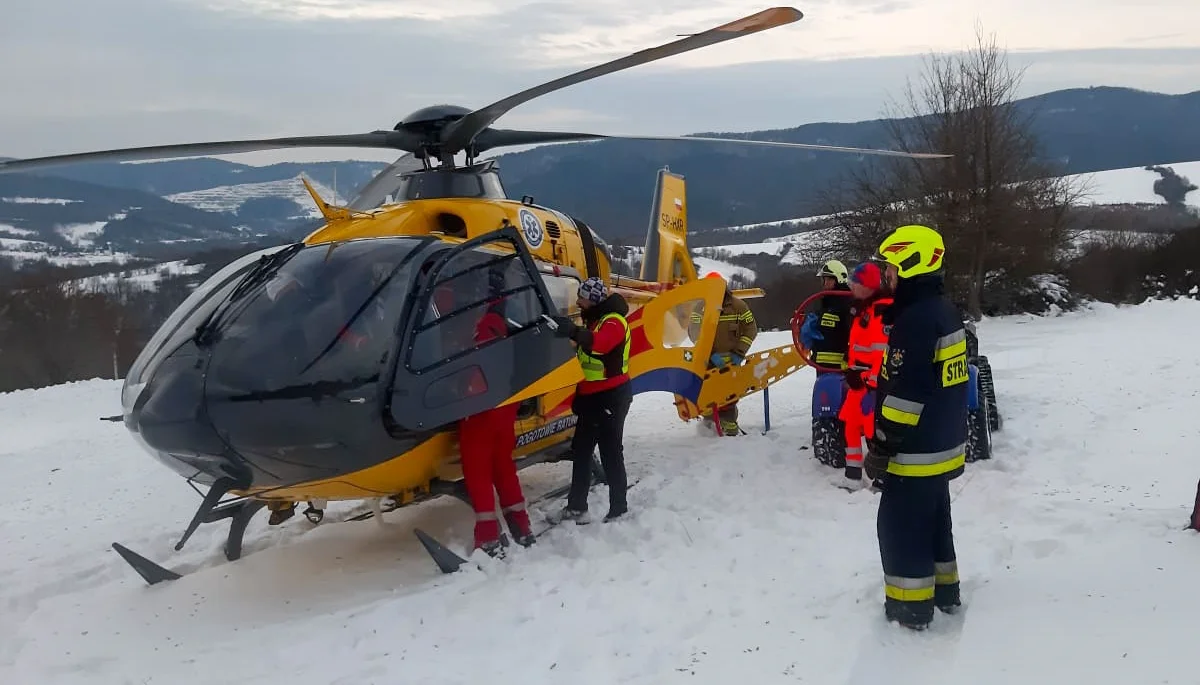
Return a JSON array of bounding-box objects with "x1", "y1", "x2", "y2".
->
[
  {"x1": 877, "y1": 473, "x2": 960, "y2": 625},
  {"x1": 567, "y1": 382, "x2": 632, "y2": 513}
]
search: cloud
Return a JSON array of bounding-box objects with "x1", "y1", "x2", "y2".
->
[
  {"x1": 204, "y1": 0, "x2": 513, "y2": 22},
  {"x1": 1, "y1": 0, "x2": 1199, "y2": 164}
]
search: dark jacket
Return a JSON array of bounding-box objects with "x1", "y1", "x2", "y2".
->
[
  {"x1": 810, "y1": 283, "x2": 853, "y2": 369},
  {"x1": 572, "y1": 293, "x2": 631, "y2": 395},
  {"x1": 874, "y1": 273, "x2": 968, "y2": 479}
]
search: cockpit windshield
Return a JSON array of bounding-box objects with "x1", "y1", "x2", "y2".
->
[
  {"x1": 122, "y1": 243, "x2": 294, "y2": 412},
  {"x1": 206, "y1": 237, "x2": 429, "y2": 396}
]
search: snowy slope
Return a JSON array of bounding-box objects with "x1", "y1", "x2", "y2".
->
[
  {"x1": 1068, "y1": 160, "x2": 1200, "y2": 208},
  {"x1": 691, "y1": 255, "x2": 755, "y2": 284},
  {"x1": 166, "y1": 176, "x2": 344, "y2": 219},
  {"x1": 703, "y1": 160, "x2": 1200, "y2": 261},
  {"x1": 62, "y1": 260, "x2": 208, "y2": 294},
  {"x1": 3, "y1": 300, "x2": 1200, "y2": 683}
]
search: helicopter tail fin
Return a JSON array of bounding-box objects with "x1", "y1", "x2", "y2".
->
[{"x1": 638, "y1": 167, "x2": 698, "y2": 285}]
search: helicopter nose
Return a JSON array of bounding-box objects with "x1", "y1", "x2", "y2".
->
[{"x1": 128, "y1": 346, "x2": 250, "y2": 486}]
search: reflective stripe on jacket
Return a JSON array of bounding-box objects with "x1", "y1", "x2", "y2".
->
[
  {"x1": 847, "y1": 297, "x2": 892, "y2": 387},
  {"x1": 808, "y1": 286, "x2": 853, "y2": 369}
]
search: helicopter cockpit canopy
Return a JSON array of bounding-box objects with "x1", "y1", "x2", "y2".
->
[{"x1": 120, "y1": 227, "x2": 578, "y2": 488}]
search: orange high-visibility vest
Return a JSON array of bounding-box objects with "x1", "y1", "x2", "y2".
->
[{"x1": 847, "y1": 297, "x2": 892, "y2": 387}]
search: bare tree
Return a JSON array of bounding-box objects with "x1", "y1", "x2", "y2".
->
[{"x1": 809, "y1": 26, "x2": 1087, "y2": 317}]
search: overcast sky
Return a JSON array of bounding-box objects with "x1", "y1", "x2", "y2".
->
[{"x1": 3, "y1": 0, "x2": 1199, "y2": 165}]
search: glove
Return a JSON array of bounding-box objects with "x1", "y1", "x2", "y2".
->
[
  {"x1": 844, "y1": 369, "x2": 865, "y2": 390},
  {"x1": 710, "y1": 352, "x2": 730, "y2": 368},
  {"x1": 731, "y1": 354, "x2": 745, "y2": 366},
  {"x1": 860, "y1": 388, "x2": 876, "y2": 415},
  {"x1": 551, "y1": 315, "x2": 576, "y2": 339},
  {"x1": 865, "y1": 438, "x2": 895, "y2": 482},
  {"x1": 800, "y1": 313, "x2": 824, "y2": 348}
]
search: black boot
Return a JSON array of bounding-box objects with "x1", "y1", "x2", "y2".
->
[
  {"x1": 603, "y1": 507, "x2": 627, "y2": 522},
  {"x1": 885, "y1": 598, "x2": 933, "y2": 630},
  {"x1": 936, "y1": 583, "x2": 962, "y2": 614}
]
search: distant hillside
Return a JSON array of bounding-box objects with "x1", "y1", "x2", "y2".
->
[
  {"x1": 36, "y1": 159, "x2": 387, "y2": 199},
  {"x1": 3, "y1": 86, "x2": 1199, "y2": 258},
  {"x1": 0, "y1": 173, "x2": 251, "y2": 263},
  {"x1": 493, "y1": 87, "x2": 1200, "y2": 237}
]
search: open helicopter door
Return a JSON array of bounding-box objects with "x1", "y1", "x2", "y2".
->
[
  {"x1": 388, "y1": 225, "x2": 578, "y2": 431},
  {"x1": 626, "y1": 274, "x2": 726, "y2": 401}
]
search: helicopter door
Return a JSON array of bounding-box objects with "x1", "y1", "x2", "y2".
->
[{"x1": 388, "y1": 226, "x2": 577, "y2": 432}]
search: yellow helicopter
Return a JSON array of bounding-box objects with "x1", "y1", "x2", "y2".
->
[{"x1": 0, "y1": 6, "x2": 948, "y2": 582}]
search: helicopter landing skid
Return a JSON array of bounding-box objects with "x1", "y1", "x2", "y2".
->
[
  {"x1": 109, "y1": 495, "x2": 266, "y2": 586},
  {"x1": 109, "y1": 448, "x2": 609, "y2": 585}
]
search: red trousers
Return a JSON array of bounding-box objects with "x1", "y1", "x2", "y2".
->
[
  {"x1": 838, "y1": 386, "x2": 876, "y2": 470},
  {"x1": 458, "y1": 402, "x2": 530, "y2": 548}
]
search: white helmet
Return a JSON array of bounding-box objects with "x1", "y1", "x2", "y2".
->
[{"x1": 817, "y1": 259, "x2": 848, "y2": 285}]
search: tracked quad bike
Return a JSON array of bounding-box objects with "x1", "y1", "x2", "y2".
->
[{"x1": 963, "y1": 316, "x2": 1001, "y2": 462}]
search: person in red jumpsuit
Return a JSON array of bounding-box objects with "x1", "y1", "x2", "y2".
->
[
  {"x1": 456, "y1": 273, "x2": 534, "y2": 556},
  {"x1": 837, "y1": 261, "x2": 893, "y2": 491}
]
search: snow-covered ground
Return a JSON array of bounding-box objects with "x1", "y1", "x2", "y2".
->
[
  {"x1": 62, "y1": 260, "x2": 208, "y2": 294},
  {"x1": 0, "y1": 221, "x2": 136, "y2": 267},
  {"x1": 3, "y1": 299, "x2": 1200, "y2": 684}
]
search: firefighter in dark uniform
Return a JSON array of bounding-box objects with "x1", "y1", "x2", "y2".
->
[
  {"x1": 800, "y1": 260, "x2": 854, "y2": 467},
  {"x1": 866, "y1": 224, "x2": 968, "y2": 631},
  {"x1": 799, "y1": 259, "x2": 853, "y2": 370}
]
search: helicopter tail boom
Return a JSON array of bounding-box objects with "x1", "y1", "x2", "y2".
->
[{"x1": 638, "y1": 167, "x2": 697, "y2": 285}]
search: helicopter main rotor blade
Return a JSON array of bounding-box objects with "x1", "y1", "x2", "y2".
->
[
  {"x1": 0, "y1": 131, "x2": 423, "y2": 174},
  {"x1": 474, "y1": 128, "x2": 951, "y2": 159},
  {"x1": 439, "y1": 7, "x2": 804, "y2": 155}
]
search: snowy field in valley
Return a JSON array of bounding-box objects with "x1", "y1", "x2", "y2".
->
[
  {"x1": 707, "y1": 160, "x2": 1200, "y2": 274},
  {"x1": 3, "y1": 299, "x2": 1199, "y2": 684}
]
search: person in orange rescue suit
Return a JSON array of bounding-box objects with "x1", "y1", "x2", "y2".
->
[
  {"x1": 866, "y1": 224, "x2": 967, "y2": 631},
  {"x1": 689, "y1": 271, "x2": 758, "y2": 436},
  {"x1": 457, "y1": 271, "x2": 535, "y2": 556},
  {"x1": 549, "y1": 276, "x2": 633, "y2": 524},
  {"x1": 836, "y1": 261, "x2": 892, "y2": 491}
]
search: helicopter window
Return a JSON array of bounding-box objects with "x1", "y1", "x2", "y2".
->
[
  {"x1": 408, "y1": 247, "x2": 550, "y2": 372},
  {"x1": 540, "y1": 274, "x2": 580, "y2": 317},
  {"x1": 205, "y1": 237, "x2": 426, "y2": 394},
  {"x1": 673, "y1": 298, "x2": 708, "y2": 349}
]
